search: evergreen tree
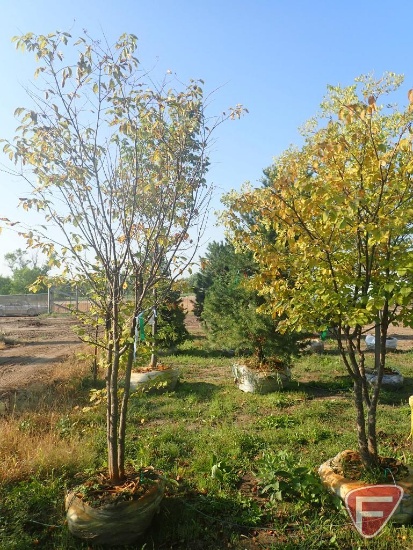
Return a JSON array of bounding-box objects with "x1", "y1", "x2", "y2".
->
[
  {"x1": 193, "y1": 241, "x2": 302, "y2": 365},
  {"x1": 155, "y1": 286, "x2": 189, "y2": 349}
]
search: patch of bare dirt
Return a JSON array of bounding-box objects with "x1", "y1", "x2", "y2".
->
[
  {"x1": 184, "y1": 311, "x2": 203, "y2": 335},
  {"x1": 0, "y1": 311, "x2": 411, "y2": 397},
  {"x1": 0, "y1": 315, "x2": 85, "y2": 394}
]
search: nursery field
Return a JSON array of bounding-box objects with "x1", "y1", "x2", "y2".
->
[
  {"x1": 0, "y1": 315, "x2": 86, "y2": 401},
  {"x1": 1, "y1": 314, "x2": 413, "y2": 548}
]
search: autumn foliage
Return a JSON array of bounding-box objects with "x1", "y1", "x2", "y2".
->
[{"x1": 223, "y1": 73, "x2": 413, "y2": 468}]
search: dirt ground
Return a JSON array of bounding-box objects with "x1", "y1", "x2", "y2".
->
[
  {"x1": 0, "y1": 308, "x2": 200, "y2": 396},
  {"x1": 0, "y1": 314, "x2": 412, "y2": 397},
  {"x1": 0, "y1": 315, "x2": 85, "y2": 395}
]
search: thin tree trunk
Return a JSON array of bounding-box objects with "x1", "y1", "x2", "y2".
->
[
  {"x1": 106, "y1": 346, "x2": 114, "y2": 479},
  {"x1": 339, "y1": 327, "x2": 376, "y2": 469},
  {"x1": 117, "y1": 339, "x2": 135, "y2": 479},
  {"x1": 117, "y1": 274, "x2": 144, "y2": 479},
  {"x1": 105, "y1": 301, "x2": 115, "y2": 481},
  {"x1": 108, "y1": 351, "x2": 120, "y2": 482},
  {"x1": 107, "y1": 290, "x2": 121, "y2": 483},
  {"x1": 149, "y1": 287, "x2": 158, "y2": 369},
  {"x1": 375, "y1": 320, "x2": 381, "y2": 371},
  {"x1": 353, "y1": 380, "x2": 372, "y2": 467},
  {"x1": 367, "y1": 305, "x2": 389, "y2": 465}
]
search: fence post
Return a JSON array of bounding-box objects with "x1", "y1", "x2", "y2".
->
[{"x1": 48, "y1": 287, "x2": 53, "y2": 314}]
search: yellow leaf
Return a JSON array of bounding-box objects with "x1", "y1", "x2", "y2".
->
[
  {"x1": 399, "y1": 138, "x2": 411, "y2": 151},
  {"x1": 408, "y1": 89, "x2": 413, "y2": 104}
]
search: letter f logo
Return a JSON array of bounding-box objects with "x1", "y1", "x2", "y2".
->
[{"x1": 345, "y1": 485, "x2": 403, "y2": 538}]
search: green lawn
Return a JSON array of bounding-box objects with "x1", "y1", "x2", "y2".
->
[{"x1": 1, "y1": 334, "x2": 413, "y2": 549}]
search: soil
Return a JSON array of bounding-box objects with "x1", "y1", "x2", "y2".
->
[
  {"x1": 0, "y1": 312, "x2": 412, "y2": 397},
  {"x1": 71, "y1": 467, "x2": 162, "y2": 507},
  {"x1": 0, "y1": 309, "x2": 201, "y2": 398},
  {"x1": 330, "y1": 449, "x2": 410, "y2": 482},
  {"x1": 0, "y1": 315, "x2": 85, "y2": 395}
]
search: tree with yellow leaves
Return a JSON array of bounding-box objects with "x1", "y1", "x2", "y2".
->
[
  {"x1": 223, "y1": 73, "x2": 413, "y2": 469},
  {"x1": 3, "y1": 30, "x2": 245, "y2": 485}
]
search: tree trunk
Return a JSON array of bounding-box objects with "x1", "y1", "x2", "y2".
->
[
  {"x1": 117, "y1": 275, "x2": 144, "y2": 480},
  {"x1": 353, "y1": 380, "x2": 372, "y2": 467},
  {"x1": 366, "y1": 305, "x2": 389, "y2": 466},
  {"x1": 339, "y1": 328, "x2": 378, "y2": 469},
  {"x1": 107, "y1": 345, "x2": 120, "y2": 483},
  {"x1": 117, "y1": 339, "x2": 136, "y2": 479},
  {"x1": 107, "y1": 291, "x2": 121, "y2": 484},
  {"x1": 149, "y1": 288, "x2": 158, "y2": 369},
  {"x1": 374, "y1": 320, "x2": 381, "y2": 371}
]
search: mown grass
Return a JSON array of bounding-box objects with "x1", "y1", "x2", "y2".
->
[{"x1": 1, "y1": 328, "x2": 413, "y2": 549}]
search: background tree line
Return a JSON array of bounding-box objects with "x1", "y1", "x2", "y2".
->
[
  {"x1": 0, "y1": 248, "x2": 49, "y2": 295},
  {"x1": 0, "y1": 247, "x2": 188, "y2": 349}
]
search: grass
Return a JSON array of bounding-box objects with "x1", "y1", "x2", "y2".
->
[{"x1": 2, "y1": 325, "x2": 413, "y2": 548}]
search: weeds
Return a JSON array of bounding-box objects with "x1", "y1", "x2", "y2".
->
[
  {"x1": 255, "y1": 450, "x2": 341, "y2": 512},
  {"x1": 0, "y1": 331, "x2": 15, "y2": 349},
  {"x1": 1, "y1": 327, "x2": 413, "y2": 548},
  {"x1": 256, "y1": 413, "x2": 297, "y2": 429}
]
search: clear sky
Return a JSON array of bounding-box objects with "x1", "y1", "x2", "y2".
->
[{"x1": 0, "y1": 0, "x2": 412, "y2": 274}]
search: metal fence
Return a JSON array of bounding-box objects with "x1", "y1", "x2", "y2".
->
[
  {"x1": 48, "y1": 288, "x2": 90, "y2": 314},
  {"x1": 0, "y1": 288, "x2": 90, "y2": 316},
  {"x1": 0, "y1": 293, "x2": 49, "y2": 316},
  {"x1": 0, "y1": 291, "x2": 192, "y2": 317}
]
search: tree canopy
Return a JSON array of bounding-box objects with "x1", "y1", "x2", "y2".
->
[
  {"x1": 0, "y1": 248, "x2": 49, "y2": 295},
  {"x1": 222, "y1": 72, "x2": 413, "y2": 467},
  {"x1": 4, "y1": 248, "x2": 49, "y2": 294},
  {"x1": 3, "y1": 30, "x2": 244, "y2": 483}
]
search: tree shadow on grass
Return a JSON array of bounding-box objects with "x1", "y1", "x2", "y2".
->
[
  {"x1": 143, "y1": 494, "x2": 262, "y2": 550},
  {"x1": 62, "y1": 494, "x2": 255, "y2": 550},
  {"x1": 288, "y1": 377, "x2": 353, "y2": 398},
  {"x1": 314, "y1": 347, "x2": 342, "y2": 357},
  {"x1": 175, "y1": 380, "x2": 221, "y2": 400},
  {"x1": 364, "y1": 348, "x2": 413, "y2": 356},
  {"x1": 378, "y1": 378, "x2": 413, "y2": 405},
  {"x1": 292, "y1": 375, "x2": 413, "y2": 405},
  {"x1": 172, "y1": 347, "x2": 234, "y2": 359}
]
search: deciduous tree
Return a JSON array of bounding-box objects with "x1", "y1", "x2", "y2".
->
[
  {"x1": 3, "y1": 30, "x2": 244, "y2": 483},
  {"x1": 5, "y1": 248, "x2": 49, "y2": 294},
  {"x1": 223, "y1": 73, "x2": 413, "y2": 469}
]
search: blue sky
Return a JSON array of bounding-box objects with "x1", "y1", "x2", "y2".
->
[{"x1": 0, "y1": 0, "x2": 412, "y2": 274}]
